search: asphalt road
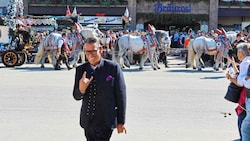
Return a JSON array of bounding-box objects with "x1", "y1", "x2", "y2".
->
[{"x1": 0, "y1": 57, "x2": 240, "y2": 141}]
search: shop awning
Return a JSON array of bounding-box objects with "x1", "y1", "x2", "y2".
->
[
  {"x1": 219, "y1": 8, "x2": 250, "y2": 17},
  {"x1": 28, "y1": 6, "x2": 126, "y2": 16}
]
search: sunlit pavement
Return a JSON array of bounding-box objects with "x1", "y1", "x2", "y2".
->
[{"x1": 0, "y1": 57, "x2": 240, "y2": 141}]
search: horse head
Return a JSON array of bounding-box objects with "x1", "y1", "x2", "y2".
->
[
  {"x1": 216, "y1": 28, "x2": 227, "y2": 40},
  {"x1": 147, "y1": 24, "x2": 156, "y2": 37},
  {"x1": 86, "y1": 24, "x2": 104, "y2": 38},
  {"x1": 226, "y1": 31, "x2": 237, "y2": 44},
  {"x1": 155, "y1": 30, "x2": 171, "y2": 52}
]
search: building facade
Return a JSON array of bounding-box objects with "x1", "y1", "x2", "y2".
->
[
  {"x1": 132, "y1": 0, "x2": 249, "y2": 32},
  {"x1": 218, "y1": 0, "x2": 250, "y2": 32},
  {"x1": 24, "y1": 0, "x2": 128, "y2": 30},
  {"x1": 2, "y1": 0, "x2": 250, "y2": 32}
]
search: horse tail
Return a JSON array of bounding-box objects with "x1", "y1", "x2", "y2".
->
[
  {"x1": 187, "y1": 39, "x2": 195, "y2": 68},
  {"x1": 34, "y1": 39, "x2": 45, "y2": 64}
]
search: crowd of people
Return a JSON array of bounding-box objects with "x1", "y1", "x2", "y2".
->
[
  {"x1": 171, "y1": 28, "x2": 250, "y2": 49},
  {"x1": 224, "y1": 31, "x2": 250, "y2": 141}
]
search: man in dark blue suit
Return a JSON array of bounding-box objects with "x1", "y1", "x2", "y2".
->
[{"x1": 73, "y1": 37, "x2": 127, "y2": 141}]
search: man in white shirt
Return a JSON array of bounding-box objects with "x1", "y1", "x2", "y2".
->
[{"x1": 55, "y1": 33, "x2": 72, "y2": 70}]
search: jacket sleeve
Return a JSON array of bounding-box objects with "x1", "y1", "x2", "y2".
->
[
  {"x1": 73, "y1": 67, "x2": 84, "y2": 100},
  {"x1": 114, "y1": 64, "x2": 127, "y2": 124}
]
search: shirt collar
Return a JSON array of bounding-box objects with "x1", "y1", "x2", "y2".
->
[{"x1": 89, "y1": 58, "x2": 104, "y2": 70}]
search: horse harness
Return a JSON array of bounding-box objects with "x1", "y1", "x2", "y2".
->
[{"x1": 130, "y1": 32, "x2": 157, "y2": 55}]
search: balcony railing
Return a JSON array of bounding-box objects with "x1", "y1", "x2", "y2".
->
[
  {"x1": 219, "y1": 0, "x2": 250, "y2": 7},
  {"x1": 28, "y1": 0, "x2": 128, "y2": 6}
]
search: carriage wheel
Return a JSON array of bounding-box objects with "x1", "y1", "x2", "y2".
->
[
  {"x1": 2, "y1": 50, "x2": 19, "y2": 67},
  {"x1": 15, "y1": 52, "x2": 26, "y2": 66}
]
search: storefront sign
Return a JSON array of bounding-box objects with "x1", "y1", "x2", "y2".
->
[
  {"x1": 154, "y1": 2, "x2": 191, "y2": 13},
  {"x1": 78, "y1": 16, "x2": 123, "y2": 25}
]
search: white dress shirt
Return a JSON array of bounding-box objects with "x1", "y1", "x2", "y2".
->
[{"x1": 237, "y1": 56, "x2": 250, "y2": 88}]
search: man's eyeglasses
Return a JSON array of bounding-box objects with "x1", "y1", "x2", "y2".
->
[{"x1": 85, "y1": 49, "x2": 98, "y2": 55}]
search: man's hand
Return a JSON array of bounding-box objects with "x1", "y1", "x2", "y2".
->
[
  {"x1": 117, "y1": 124, "x2": 127, "y2": 134},
  {"x1": 79, "y1": 71, "x2": 93, "y2": 93},
  {"x1": 226, "y1": 71, "x2": 230, "y2": 80}
]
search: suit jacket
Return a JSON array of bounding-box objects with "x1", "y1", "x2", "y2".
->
[{"x1": 73, "y1": 58, "x2": 126, "y2": 129}]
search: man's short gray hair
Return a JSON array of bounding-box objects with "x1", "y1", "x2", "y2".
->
[
  {"x1": 85, "y1": 37, "x2": 100, "y2": 45},
  {"x1": 237, "y1": 43, "x2": 250, "y2": 56}
]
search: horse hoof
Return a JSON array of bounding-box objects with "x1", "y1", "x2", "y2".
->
[
  {"x1": 214, "y1": 68, "x2": 219, "y2": 71},
  {"x1": 193, "y1": 67, "x2": 196, "y2": 70},
  {"x1": 153, "y1": 68, "x2": 157, "y2": 70},
  {"x1": 124, "y1": 62, "x2": 130, "y2": 68},
  {"x1": 165, "y1": 65, "x2": 169, "y2": 68},
  {"x1": 139, "y1": 67, "x2": 143, "y2": 70},
  {"x1": 198, "y1": 68, "x2": 202, "y2": 71},
  {"x1": 54, "y1": 66, "x2": 61, "y2": 70},
  {"x1": 157, "y1": 67, "x2": 161, "y2": 69},
  {"x1": 41, "y1": 65, "x2": 45, "y2": 69},
  {"x1": 67, "y1": 67, "x2": 73, "y2": 70}
]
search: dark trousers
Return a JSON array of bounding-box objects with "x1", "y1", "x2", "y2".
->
[
  {"x1": 84, "y1": 119, "x2": 113, "y2": 141},
  {"x1": 238, "y1": 111, "x2": 247, "y2": 140},
  {"x1": 55, "y1": 54, "x2": 71, "y2": 70}
]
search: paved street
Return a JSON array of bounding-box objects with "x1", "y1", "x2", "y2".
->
[{"x1": 0, "y1": 57, "x2": 240, "y2": 141}]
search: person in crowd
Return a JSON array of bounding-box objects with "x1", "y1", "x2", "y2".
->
[
  {"x1": 226, "y1": 56, "x2": 246, "y2": 141},
  {"x1": 172, "y1": 30, "x2": 179, "y2": 48},
  {"x1": 196, "y1": 30, "x2": 202, "y2": 38},
  {"x1": 184, "y1": 34, "x2": 194, "y2": 64},
  {"x1": 103, "y1": 30, "x2": 112, "y2": 59},
  {"x1": 55, "y1": 32, "x2": 72, "y2": 70},
  {"x1": 232, "y1": 33, "x2": 246, "y2": 63},
  {"x1": 246, "y1": 33, "x2": 250, "y2": 43},
  {"x1": 72, "y1": 37, "x2": 127, "y2": 141},
  {"x1": 16, "y1": 15, "x2": 30, "y2": 44},
  {"x1": 104, "y1": 30, "x2": 112, "y2": 50},
  {"x1": 208, "y1": 30, "x2": 215, "y2": 38},
  {"x1": 235, "y1": 43, "x2": 250, "y2": 141},
  {"x1": 179, "y1": 32, "x2": 185, "y2": 48}
]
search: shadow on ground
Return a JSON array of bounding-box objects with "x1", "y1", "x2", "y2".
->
[
  {"x1": 10, "y1": 66, "x2": 69, "y2": 72},
  {"x1": 165, "y1": 69, "x2": 223, "y2": 74}
]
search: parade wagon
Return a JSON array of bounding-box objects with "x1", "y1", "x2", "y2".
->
[{"x1": 0, "y1": 25, "x2": 37, "y2": 67}]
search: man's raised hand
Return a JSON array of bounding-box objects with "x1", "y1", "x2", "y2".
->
[{"x1": 79, "y1": 71, "x2": 93, "y2": 93}]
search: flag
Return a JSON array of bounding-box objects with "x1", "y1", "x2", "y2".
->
[
  {"x1": 72, "y1": 6, "x2": 77, "y2": 17},
  {"x1": 124, "y1": 7, "x2": 129, "y2": 18},
  {"x1": 66, "y1": 5, "x2": 71, "y2": 17},
  {"x1": 122, "y1": 7, "x2": 129, "y2": 23}
]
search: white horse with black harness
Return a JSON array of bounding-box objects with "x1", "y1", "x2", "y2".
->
[{"x1": 117, "y1": 24, "x2": 161, "y2": 70}]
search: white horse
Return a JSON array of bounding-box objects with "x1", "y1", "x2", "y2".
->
[
  {"x1": 226, "y1": 31, "x2": 237, "y2": 44},
  {"x1": 187, "y1": 35, "x2": 231, "y2": 71},
  {"x1": 34, "y1": 22, "x2": 104, "y2": 69},
  {"x1": 155, "y1": 30, "x2": 172, "y2": 68},
  {"x1": 69, "y1": 23, "x2": 104, "y2": 67},
  {"x1": 117, "y1": 24, "x2": 160, "y2": 70},
  {"x1": 34, "y1": 32, "x2": 63, "y2": 69}
]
